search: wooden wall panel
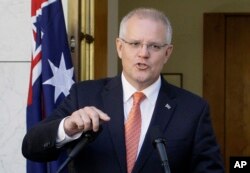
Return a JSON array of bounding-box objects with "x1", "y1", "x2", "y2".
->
[
  {"x1": 203, "y1": 13, "x2": 226, "y2": 158},
  {"x1": 204, "y1": 13, "x2": 250, "y2": 172}
]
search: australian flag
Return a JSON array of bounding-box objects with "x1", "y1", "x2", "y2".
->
[{"x1": 26, "y1": 0, "x2": 74, "y2": 173}]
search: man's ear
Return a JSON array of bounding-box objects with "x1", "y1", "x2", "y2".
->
[
  {"x1": 116, "y1": 38, "x2": 123, "y2": 59},
  {"x1": 164, "y1": 45, "x2": 173, "y2": 63}
]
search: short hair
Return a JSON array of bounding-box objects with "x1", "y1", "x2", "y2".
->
[{"x1": 119, "y1": 8, "x2": 173, "y2": 44}]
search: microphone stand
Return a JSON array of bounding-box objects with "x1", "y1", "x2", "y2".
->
[
  {"x1": 150, "y1": 126, "x2": 171, "y2": 173},
  {"x1": 154, "y1": 138, "x2": 171, "y2": 173},
  {"x1": 56, "y1": 130, "x2": 101, "y2": 173}
]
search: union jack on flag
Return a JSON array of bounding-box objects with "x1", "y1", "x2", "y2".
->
[{"x1": 26, "y1": 0, "x2": 74, "y2": 172}]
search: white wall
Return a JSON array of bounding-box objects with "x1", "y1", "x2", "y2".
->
[
  {"x1": 0, "y1": 0, "x2": 114, "y2": 172},
  {"x1": 0, "y1": 0, "x2": 30, "y2": 173},
  {"x1": 0, "y1": 0, "x2": 67, "y2": 173}
]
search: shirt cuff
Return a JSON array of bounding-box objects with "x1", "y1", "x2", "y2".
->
[{"x1": 56, "y1": 117, "x2": 83, "y2": 148}]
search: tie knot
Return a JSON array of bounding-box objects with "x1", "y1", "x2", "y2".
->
[{"x1": 133, "y1": 92, "x2": 145, "y2": 105}]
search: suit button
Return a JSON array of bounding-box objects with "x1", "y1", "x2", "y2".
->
[{"x1": 43, "y1": 142, "x2": 51, "y2": 148}]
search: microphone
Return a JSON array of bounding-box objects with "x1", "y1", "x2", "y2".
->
[
  {"x1": 56, "y1": 128, "x2": 103, "y2": 173},
  {"x1": 150, "y1": 126, "x2": 171, "y2": 173}
]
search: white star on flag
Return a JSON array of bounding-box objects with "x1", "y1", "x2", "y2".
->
[{"x1": 43, "y1": 53, "x2": 74, "y2": 102}]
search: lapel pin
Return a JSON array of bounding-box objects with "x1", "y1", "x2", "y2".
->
[{"x1": 165, "y1": 103, "x2": 171, "y2": 109}]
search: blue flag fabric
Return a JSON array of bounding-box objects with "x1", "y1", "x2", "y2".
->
[{"x1": 27, "y1": 0, "x2": 74, "y2": 172}]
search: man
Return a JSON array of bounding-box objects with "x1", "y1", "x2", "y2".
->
[{"x1": 22, "y1": 8, "x2": 225, "y2": 173}]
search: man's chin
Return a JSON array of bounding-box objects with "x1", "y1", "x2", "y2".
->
[
  {"x1": 134, "y1": 75, "x2": 147, "y2": 82},
  {"x1": 134, "y1": 76, "x2": 152, "y2": 85}
]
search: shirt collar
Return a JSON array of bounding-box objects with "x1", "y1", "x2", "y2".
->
[{"x1": 121, "y1": 73, "x2": 161, "y2": 104}]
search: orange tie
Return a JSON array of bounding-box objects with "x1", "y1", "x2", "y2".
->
[{"x1": 125, "y1": 92, "x2": 146, "y2": 173}]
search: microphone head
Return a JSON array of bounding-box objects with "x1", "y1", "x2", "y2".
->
[
  {"x1": 82, "y1": 126, "x2": 103, "y2": 142},
  {"x1": 150, "y1": 126, "x2": 166, "y2": 148}
]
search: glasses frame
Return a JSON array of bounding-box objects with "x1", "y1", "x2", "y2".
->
[{"x1": 119, "y1": 38, "x2": 169, "y2": 52}]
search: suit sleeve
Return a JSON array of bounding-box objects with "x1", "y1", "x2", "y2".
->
[
  {"x1": 22, "y1": 83, "x2": 79, "y2": 162},
  {"x1": 191, "y1": 103, "x2": 225, "y2": 173},
  {"x1": 22, "y1": 118, "x2": 63, "y2": 162}
]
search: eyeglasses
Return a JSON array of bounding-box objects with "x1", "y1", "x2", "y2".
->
[{"x1": 120, "y1": 38, "x2": 168, "y2": 52}]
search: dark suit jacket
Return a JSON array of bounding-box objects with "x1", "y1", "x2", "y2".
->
[{"x1": 22, "y1": 75, "x2": 225, "y2": 173}]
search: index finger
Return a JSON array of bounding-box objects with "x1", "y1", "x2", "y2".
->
[{"x1": 91, "y1": 107, "x2": 111, "y2": 122}]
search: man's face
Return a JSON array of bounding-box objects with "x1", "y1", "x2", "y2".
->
[{"x1": 116, "y1": 16, "x2": 173, "y2": 90}]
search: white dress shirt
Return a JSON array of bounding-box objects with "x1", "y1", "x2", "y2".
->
[
  {"x1": 56, "y1": 74, "x2": 161, "y2": 151},
  {"x1": 121, "y1": 73, "x2": 161, "y2": 156}
]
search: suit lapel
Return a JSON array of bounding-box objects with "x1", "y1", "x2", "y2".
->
[
  {"x1": 101, "y1": 76, "x2": 127, "y2": 173},
  {"x1": 101, "y1": 76, "x2": 178, "y2": 173},
  {"x1": 133, "y1": 79, "x2": 177, "y2": 172}
]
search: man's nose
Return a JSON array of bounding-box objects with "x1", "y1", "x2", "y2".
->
[{"x1": 138, "y1": 44, "x2": 150, "y2": 57}]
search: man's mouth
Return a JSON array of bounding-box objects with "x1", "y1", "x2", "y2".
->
[{"x1": 136, "y1": 63, "x2": 148, "y2": 70}]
